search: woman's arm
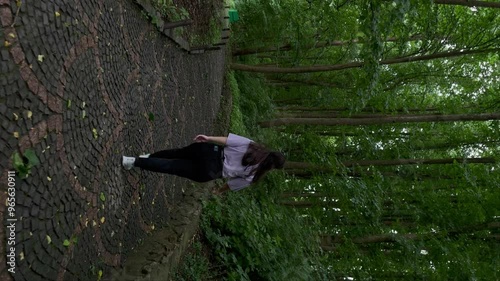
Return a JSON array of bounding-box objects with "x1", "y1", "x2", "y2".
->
[{"x1": 194, "y1": 135, "x2": 227, "y2": 146}]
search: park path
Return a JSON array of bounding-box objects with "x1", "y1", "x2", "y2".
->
[{"x1": 0, "y1": 0, "x2": 227, "y2": 280}]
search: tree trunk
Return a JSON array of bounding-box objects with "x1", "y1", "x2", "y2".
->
[
  {"x1": 276, "y1": 106, "x2": 440, "y2": 113},
  {"x1": 284, "y1": 157, "x2": 495, "y2": 172},
  {"x1": 275, "y1": 112, "x2": 442, "y2": 119},
  {"x1": 276, "y1": 106, "x2": 351, "y2": 112},
  {"x1": 267, "y1": 78, "x2": 347, "y2": 88},
  {"x1": 233, "y1": 35, "x2": 424, "y2": 56},
  {"x1": 259, "y1": 112, "x2": 500, "y2": 127},
  {"x1": 434, "y1": 0, "x2": 500, "y2": 8},
  {"x1": 342, "y1": 157, "x2": 496, "y2": 167},
  {"x1": 321, "y1": 222, "x2": 500, "y2": 246},
  {"x1": 231, "y1": 48, "x2": 499, "y2": 73},
  {"x1": 273, "y1": 98, "x2": 305, "y2": 105}
]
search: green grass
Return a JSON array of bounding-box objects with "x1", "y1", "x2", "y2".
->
[
  {"x1": 190, "y1": 17, "x2": 223, "y2": 46},
  {"x1": 227, "y1": 60, "x2": 281, "y2": 147},
  {"x1": 233, "y1": 72, "x2": 274, "y2": 136},
  {"x1": 150, "y1": 0, "x2": 223, "y2": 46},
  {"x1": 227, "y1": 70, "x2": 248, "y2": 135},
  {"x1": 173, "y1": 241, "x2": 210, "y2": 281},
  {"x1": 151, "y1": 0, "x2": 189, "y2": 21}
]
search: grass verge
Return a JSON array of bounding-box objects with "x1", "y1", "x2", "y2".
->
[
  {"x1": 226, "y1": 70, "x2": 248, "y2": 135},
  {"x1": 172, "y1": 232, "x2": 223, "y2": 281},
  {"x1": 150, "y1": 0, "x2": 224, "y2": 46}
]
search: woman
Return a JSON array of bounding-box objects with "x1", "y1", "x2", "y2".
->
[{"x1": 122, "y1": 133, "x2": 286, "y2": 194}]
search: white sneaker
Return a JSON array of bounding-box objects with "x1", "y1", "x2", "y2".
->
[
  {"x1": 139, "y1": 154, "x2": 150, "y2": 158},
  {"x1": 122, "y1": 156, "x2": 136, "y2": 170}
]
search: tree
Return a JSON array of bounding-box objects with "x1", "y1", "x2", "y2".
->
[
  {"x1": 206, "y1": 0, "x2": 500, "y2": 279},
  {"x1": 434, "y1": 0, "x2": 500, "y2": 9},
  {"x1": 233, "y1": 35, "x2": 425, "y2": 56},
  {"x1": 231, "y1": 48, "x2": 499, "y2": 73},
  {"x1": 285, "y1": 158, "x2": 496, "y2": 174},
  {"x1": 259, "y1": 112, "x2": 500, "y2": 127}
]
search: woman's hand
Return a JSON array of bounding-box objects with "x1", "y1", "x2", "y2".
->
[
  {"x1": 194, "y1": 135, "x2": 210, "y2": 143},
  {"x1": 212, "y1": 183, "x2": 230, "y2": 196}
]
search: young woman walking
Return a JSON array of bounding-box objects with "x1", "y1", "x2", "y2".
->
[{"x1": 122, "y1": 133, "x2": 286, "y2": 193}]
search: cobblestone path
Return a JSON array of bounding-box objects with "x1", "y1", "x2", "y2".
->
[{"x1": 0, "y1": 0, "x2": 226, "y2": 280}]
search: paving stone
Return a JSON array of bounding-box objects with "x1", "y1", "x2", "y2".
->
[
  {"x1": 19, "y1": 268, "x2": 39, "y2": 281},
  {"x1": 30, "y1": 204, "x2": 40, "y2": 216}
]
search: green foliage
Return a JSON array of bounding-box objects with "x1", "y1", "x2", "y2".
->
[
  {"x1": 148, "y1": 112, "x2": 155, "y2": 122},
  {"x1": 12, "y1": 149, "x2": 40, "y2": 179},
  {"x1": 227, "y1": 70, "x2": 247, "y2": 135},
  {"x1": 173, "y1": 241, "x2": 211, "y2": 281},
  {"x1": 233, "y1": 70, "x2": 273, "y2": 134},
  {"x1": 151, "y1": 0, "x2": 189, "y2": 22},
  {"x1": 191, "y1": 17, "x2": 223, "y2": 46},
  {"x1": 227, "y1": 0, "x2": 500, "y2": 279},
  {"x1": 201, "y1": 190, "x2": 325, "y2": 281},
  {"x1": 227, "y1": 66, "x2": 275, "y2": 135},
  {"x1": 150, "y1": 0, "x2": 222, "y2": 46}
]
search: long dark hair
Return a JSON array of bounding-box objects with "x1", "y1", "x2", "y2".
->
[{"x1": 242, "y1": 142, "x2": 286, "y2": 183}]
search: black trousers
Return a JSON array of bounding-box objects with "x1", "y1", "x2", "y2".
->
[{"x1": 134, "y1": 143, "x2": 224, "y2": 182}]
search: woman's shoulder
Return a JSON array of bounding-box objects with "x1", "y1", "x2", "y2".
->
[{"x1": 227, "y1": 133, "x2": 253, "y2": 146}]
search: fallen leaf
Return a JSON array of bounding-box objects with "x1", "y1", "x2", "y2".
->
[
  {"x1": 8, "y1": 33, "x2": 15, "y2": 38},
  {"x1": 4, "y1": 40, "x2": 11, "y2": 47},
  {"x1": 13, "y1": 132, "x2": 19, "y2": 138},
  {"x1": 99, "y1": 192, "x2": 105, "y2": 202},
  {"x1": 55, "y1": 11, "x2": 61, "y2": 17},
  {"x1": 100, "y1": 217, "x2": 105, "y2": 224},
  {"x1": 92, "y1": 128, "x2": 98, "y2": 139},
  {"x1": 82, "y1": 110, "x2": 86, "y2": 119},
  {"x1": 67, "y1": 99, "x2": 71, "y2": 108},
  {"x1": 13, "y1": 113, "x2": 19, "y2": 120},
  {"x1": 26, "y1": 110, "x2": 32, "y2": 119},
  {"x1": 37, "y1": 55, "x2": 44, "y2": 62},
  {"x1": 63, "y1": 239, "x2": 70, "y2": 247},
  {"x1": 19, "y1": 251, "x2": 24, "y2": 261},
  {"x1": 46, "y1": 235, "x2": 52, "y2": 244},
  {"x1": 47, "y1": 176, "x2": 52, "y2": 181},
  {"x1": 24, "y1": 149, "x2": 39, "y2": 166}
]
